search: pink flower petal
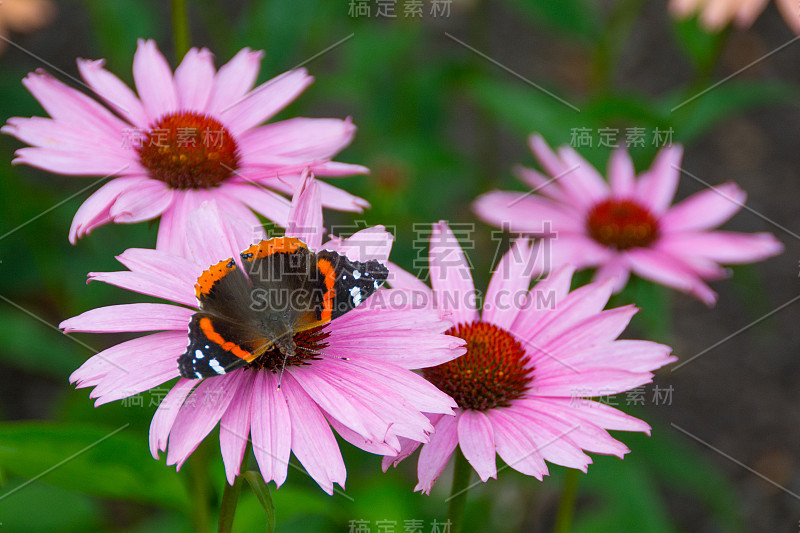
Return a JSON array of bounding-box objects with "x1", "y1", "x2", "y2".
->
[
  {"x1": 555, "y1": 145, "x2": 610, "y2": 207},
  {"x1": 323, "y1": 225, "x2": 394, "y2": 263},
  {"x1": 185, "y1": 200, "x2": 260, "y2": 267},
  {"x1": 156, "y1": 189, "x2": 208, "y2": 257},
  {"x1": 208, "y1": 48, "x2": 265, "y2": 116},
  {"x1": 166, "y1": 371, "x2": 245, "y2": 469},
  {"x1": 488, "y1": 409, "x2": 548, "y2": 479},
  {"x1": 536, "y1": 397, "x2": 651, "y2": 434},
  {"x1": 591, "y1": 256, "x2": 631, "y2": 293},
  {"x1": 20, "y1": 69, "x2": 130, "y2": 136},
  {"x1": 70, "y1": 330, "x2": 185, "y2": 387},
  {"x1": 149, "y1": 378, "x2": 197, "y2": 458},
  {"x1": 658, "y1": 231, "x2": 784, "y2": 264},
  {"x1": 537, "y1": 305, "x2": 638, "y2": 359},
  {"x1": 3, "y1": 116, "x2": 133, "y2": 154},
  {"x1": 217, "y1": 182, "x2": 292, "y2": 228},
  {"x1": 310, "y1": 161, "x2": 370, "y2": 177},
  {"x1": 429, "y1": 221, "x2": 479, "y2": 324},
  {"x1": 60, "y1": 303, "x2": 193, "y2": 333},
  {"x1": 255, "y1": 173, "x2": 370, "y2": 212},
  {"x1": 529, "y1": 134, "x2": 569, "y2": 176},
  {"x1": 280, "y1": 374, "x2": 346, "y2": 494},
  {"x1": 509, "y1": 265, "x2": 576, "y2": 342},
  {"x1": 132, "y1": 39, "x2": 178, "y2": 121},
  {"x1": 174, "y1": 47, "x2": 215, "y2": 110},
  {"x1": 472, "y1": 191, "x2": 583, "y2": 236},
  {"x1": 108, "y1": 179, "x2": 174, "y2": 223},
  {"x1": 608, "y1": 147, "x2": 635, "y2": 198},
  {"x1": 385, "y1": 262, "x2": 433, "y2": 299},
  {"x1": 114, "y1": 247, "x2": 202, "y2": 292},
  {"x1": 415, "y1": 414, "x2": 459, "y2": 494},
  {"x1": 69, "y1": 177, "x2": 148, "y2": 243},
  {"x1": 88, "y1": 270, "x2": 195, "y2": 307},
  {"x1": 634, "y1": 145, "x2": 683, "y2": 214},
  {"x1": 510, "y1": 405, "x2": 592, "y2": 471},
  {"x1": 513, "y1": 165, "x2": 570, "y2": 203},
  {"x1": 77, "y1": 58, "x2": 149, "y2": 128},
  {"x1": 483, "y1": 238, "x2": 534, "y2": 330},
  {"x1": 659, "y1": 182, "x2": 747, "y2": 232},
  {"x1": 251, "y1": 372, "x2": 292, "y2": 488},
  {"x1": 626, "y1": 247, "x2": 717, "y2": 306},
  {"x1": 457, "y1": 410, "x2": 496, "y2": 482},
  {"x1": 12, "y1": 147, "x2": 134, "y2": 176},
  {"x1": 286, "y1": 170, "x2": 323, "y2": 250},
  {"x1": 219, "y1": 370, "x2": 256, "y2": 485},
  {"x1": 382, "y1": 432, "x2": 427, "y2": 471},
  {"x1": 776, "y1": 0, "x2": 800, "y2": 33},
  {"x1": 326, "y1": 414, "x2": 400, "y2": 455},
  {"x1": 238, "y1": 116, "x2": 355, "y2": 161},
  {"x1": 221, "y1": 69, "x2": 314, "y2": 135},
  {"x1": 532, "y1": 367, "x2": 653, "y2": 398},
  {"x1": 529, "y1": 234, "x2": 611, "y2": 276}
]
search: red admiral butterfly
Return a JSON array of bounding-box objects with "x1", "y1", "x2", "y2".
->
[{"x1": 178, "y1": 237, "x2": 389, "y2": 379}]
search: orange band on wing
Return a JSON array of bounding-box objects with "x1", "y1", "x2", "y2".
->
[
  {"x1": 316, "y1": 257, "x2": 337, "y2": 323},
  {"x1": 199, "y1": 316, "x2": 254, "y2": 361},
  {"x1": 240, "y1": 237, "x2": 307, "y2": 261},
  {"x1": 195, "y1": 258, "x2": 236, "y2": 298}
]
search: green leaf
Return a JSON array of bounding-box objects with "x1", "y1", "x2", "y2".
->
[
  {"x1": 506, "y1": 0, "x2": 601, "y2": 40},
  {"x1": 0, "y1": 422, "x2": 189, "y2": 510},
  {"x1": 666, "y1": 81, "x2": 799, "y2": 143},
  {"x1": 0, "y1": 479, "x2": 101, "y2": 533},
  {"x1": 244, "y1": 471, "x2": 276, "y2": 532},
  {"x1": 467, "y1": 76, "x2": 585, "y2": 146},
  {"x1": 670, "y1": 17, "x2": 728, "y2": 73}
]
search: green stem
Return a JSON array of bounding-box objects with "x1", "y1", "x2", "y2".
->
[
  {"x1": 217, "y1": 473, "x2": 245, "y2": 533},
  {"x1": 553, "y1": 469, "x2": 580, "y2": 533},
  {"x1": 171, "y1": 0, "x2": 191, "y2": 61},
  {"x1": 446, "y1": 449, "x2": 472, "y2": 533},
  {"x1": 590, "y1": 0, "x2": 647, "y2": 93},
  {"x1": 187, "y1": 440, "x2": 212, "y2": 533}
]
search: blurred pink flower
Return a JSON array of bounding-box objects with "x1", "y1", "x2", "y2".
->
[
  {"x1": 0, "y1": 0, "x2": 56, "y2": 53},
  {"x1": 3, "y1": 39, "x2": 369, "y2": 255},
  {"x1": 472, "y1": 136, "x2": 783, "y2": 306},
  {"x1": 669, "y1": 0, "x2": 800, "y2": 34},
  {"x1": 383, "y1": 221, "x2": 676, "y2": 493},
  {"x1": 62, "y1": 175, "x2": 461, "y2": 494}
]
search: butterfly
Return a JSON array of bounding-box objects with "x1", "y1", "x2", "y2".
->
[{"x1": 178, "y1": 237, "x2": 389, "y2": 379}]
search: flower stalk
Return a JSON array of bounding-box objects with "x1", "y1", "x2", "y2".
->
[{"x1": 446, "y1": 449, "x2": 472, "y2": 533}]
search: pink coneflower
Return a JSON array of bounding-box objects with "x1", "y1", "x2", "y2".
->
[
  {"x1": 3, "y1": 39, "x2": 369, "y2": 255},
  {"x1": 383, "y1": 221, "x2": 676, "y2": 493},
  {"x1": 62, "y1": 176, "x2": 461, "y2": 494},
  {"x1": 669, "y1": 0, "x2": 800, "y2": 34},
  {"x1": 472, "y1": 136, "x2": 783, "y2": 306}
]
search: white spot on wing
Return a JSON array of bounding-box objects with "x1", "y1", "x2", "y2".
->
[
  {"x1": 352, "y1": 270, "x2": 361, "y2": 280},
  {"x1": 209, "y1": 358, "x2": 226, "y2": 375},
  {"x1": 195, "y1": 349, "x2": 205, "y2": 359},
  {"x1": 194, "y1": 371, "x2": 203, "y2": 379},
  {"x1": 373, "y1": 280, "x2": 380, "y2": 289},
  {"x1": 349, "y1": 286, "x2": 363, "y2": 306}
]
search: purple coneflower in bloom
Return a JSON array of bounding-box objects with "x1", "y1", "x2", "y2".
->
[
  {"x1": 61, "y1": 175, "x2": 462, "y2": 494},
  {"x1": 3, "y1": 39, "x2": 369, "y2": 255},
  {"x1": 383, "y1": 221, "x2": 676, "y2": 493},
  {"x1": 472, "y1": 136, "x2": 783, "y2": 306}
]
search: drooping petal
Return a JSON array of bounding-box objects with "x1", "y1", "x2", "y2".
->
[
  {"x1": 219, "y1": 370, "x2": 257, "y2": 484},
  {"x1": 488, "y1": 409, "x2": 547, "y2": 479},
  {"x1": 250, "y1": 372, "x2": 292, "y2": 488},
  {"x1": 149, "y1": 379, "x2": 197, "y2": 458},
  {"x1": 457, "y1": 410, "x2": 497, "y2": 482},
  {"x1": 657, "y1": 231, "x2": 784, "y2": 264},
  {"x1": 185, "y1": 200, "x2": 261, "y2": 267},
  {"x1": 69, "y1": 176, "x2": 149, "y2": 243},
  {"x1": 108, "y1": 179, "x2": 174, "y2": 223},
  {"x1": 165, "y1": 370, "x2": 244, "y2": 469},
  {"x1": 415, "y1": 414, "x2": 459, "y2": 494},
  {"x1": 280, "y1": 374, "x2": 346, "y2": 494},
  {"x1": 472, "y1": 191, "x2": 584, "y2": 235},
  {"x1": 626, "y1": 247, "x2": 717, "y2": 306}
]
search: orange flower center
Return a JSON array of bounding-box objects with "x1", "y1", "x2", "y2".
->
[
  {"x1": 137, "y1": 111, "x2": 240, "y2": 189},
  {"x1": 587, "y1": 199, "x2": 659, "y2": 250},
  {"x1": 423, "y1": 321, "x2": 533, "y2": 411},
  {"x1": 247, "y1": 326, "x2": 330, "y2": 373}
]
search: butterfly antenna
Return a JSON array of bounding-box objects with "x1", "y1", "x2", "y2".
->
[
  {"x1": 276, "y1": 352, "x2": 289, "y2": 390},
  {"x1": 295, "y1": 344, "x2": 349, "y2": 361}
]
